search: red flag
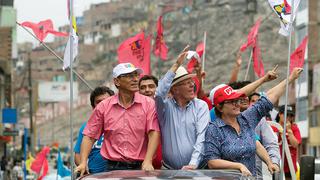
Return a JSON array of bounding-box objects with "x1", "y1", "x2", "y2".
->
[
  {"x1": 37, "y1": 159, "x2": 48, "y2": 180},
  {"x1": 118, "y1": 32, "x2": 151, "y2": 75},
  {"x1": 187, "y1": 59, "x2": 197, "y2": 73},
  {"x1": 252, "y1": 39, "x2": 265, "y2": 77},
  {"x1": 31, "y1": 146, "x2": 50, "y2": 180},
  {"x1": 240, "y1": 18, "x2": 261, "y2": 52},
  {"x1": 290, "y1": 36, "x2": 308, "y2": 73},
  {"x1": 284, "y1": 0, "x2": 291, "y2": 14},
  {"x1": 240, "y1": 18, "x2": 265, "y2": 77},
  {"x1": 196, "y1": 42, "x2": 204, "y2": 58},
  {"x1": 153, "y1": 16, "x2": 168, "y2": 60},
  {"x1": 21, "y1": 19, "x2": 68, "y2": 42}
]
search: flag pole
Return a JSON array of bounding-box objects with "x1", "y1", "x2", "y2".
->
[
  {"x1": 244, "y1": 50, "x2": 253, "y2": 81},
  {"x1": 202, "y1": 31, "x2": 207, "y2": 85},
  {"x1": 69, "y1": 0, "x2": 75, "y2": 179},
  {"x1": 281, "y1": 0, "x2": 296, "y2": 179},
  {"x1": 158, "y1": 44, "x2": 161, "y2": 78},
  {"x1": 16, "y1": 22, "x2": 93, "y2": 91}
]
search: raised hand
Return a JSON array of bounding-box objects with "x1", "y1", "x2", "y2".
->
[
  {"x1": 175, "y1": 45, "x2": 190, "y2": 66},
  {"x1": 236, "y1": 51, "x2": 242, "y2": 67},
  {"x1": 264, "y1": 65, "x2": 279, "y2": 82},
  {"x1": 289, "y1": 68, "x2": 303, "y2": 82}
]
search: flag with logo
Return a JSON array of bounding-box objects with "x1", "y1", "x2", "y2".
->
[
  {"x1": 153, "y1": 16, "x2": 168, "y2": 60},
  {"x1": 118, "y1": 32, "x2": 151, "y2": 75},
  {"x1": 290, "y1": 36, "x2": 308, "y2": 73},
  {"x1": 268, "y1": 0, "x2": 301, "y2": 36},
  {"x1": 20, "y1": 19, "x2": 68, "y2": 42}
]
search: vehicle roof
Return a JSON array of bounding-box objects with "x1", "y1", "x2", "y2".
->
[{"x1": 79, "y1": 170, "x2": 252, "y2": 180}]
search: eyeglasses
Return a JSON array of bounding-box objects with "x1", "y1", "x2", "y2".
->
[
  {"x1": 224, "y1": 99, "x2": 241, "y2": 106},
  {"x1": 239, "y1": 98, "x2": 249, "y2": 104},
  {"x1": 176, "y1": 80, "x2": 195, "y2": 87},
  {"x1": 118, "y1": 72, "x2": 139, "y2": 79}
]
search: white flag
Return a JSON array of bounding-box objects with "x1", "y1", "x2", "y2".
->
[
  {"x1": 268, "y1": 0, "x2": 301, "y2": 36},
  {"x1": 63, "y1": 29, "x2": 78, "y2": 70}
]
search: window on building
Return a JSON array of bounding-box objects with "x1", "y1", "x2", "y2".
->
[
  {"x1": 309, "y1": 69, "x2": 313, "y2": 93},
  {"x1": 298, "y1": 0, "x2": 308, "y2": 11},
  {"x1": 40, "y1": 60, "x2": 47, "y2": 66},
  {"x1": 296, "y1": 97, "x2": 308, "y2": 122},
  {"x1": 310, "y1": 110, "x2": 318, "y2": 127},
  {"x1": 297, "y1": 26, "x2": 307, "y2": 44}
]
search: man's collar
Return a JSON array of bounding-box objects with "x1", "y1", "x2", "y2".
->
[
  {"x1": 110, "y1": 92, "x2": 143, "y2": 105},
  {"x1": 172, "y1": 98, "x2": 194, "y2": 108}
]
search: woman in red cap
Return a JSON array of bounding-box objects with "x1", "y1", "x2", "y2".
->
[{"x1": 204, "y1": 68, "x2": 303, "y2": 177}]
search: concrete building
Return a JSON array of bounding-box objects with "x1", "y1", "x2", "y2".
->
[
  {"x1": 294, "y1": 0, "x2": 320, "y2": 156},
  {"x1": 0, "y1": 0, "x2": 16, "y2": 156}
]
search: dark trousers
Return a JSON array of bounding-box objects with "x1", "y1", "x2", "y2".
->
[{"x1": 107, "y1": 160, "x2": 142, "y2": 171}]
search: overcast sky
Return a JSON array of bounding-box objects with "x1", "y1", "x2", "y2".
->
[{"x1": 14, "y1": 0, "x2": 108, "y2": 43}]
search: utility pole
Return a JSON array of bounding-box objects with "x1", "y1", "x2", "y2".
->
[
  {"x1": 28, "y1": 52, "x2": 34, "y2": 155},
  {"x1": 246, "y1": 0, "x2": 257, "y2": 82}
]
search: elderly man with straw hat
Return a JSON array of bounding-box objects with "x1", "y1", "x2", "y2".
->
[{"x1": 155, "y1": 45, "x2": 210, "y2": 170}]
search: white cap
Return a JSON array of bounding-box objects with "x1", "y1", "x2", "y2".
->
[
  {"x1": 112, "y1": 63, "x2": 143, "y2": 78},
  {"x1": 186, "y1": 51, "x2": 201, "y2": 62},
  {"x1": 209, "y1": 84, "x2": 227, "y2": 105}
]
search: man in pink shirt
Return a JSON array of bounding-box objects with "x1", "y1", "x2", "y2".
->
[{"x1": 75, "y1": 63, "x2": 160, "y2": 176}]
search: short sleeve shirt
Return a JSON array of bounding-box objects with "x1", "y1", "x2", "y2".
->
[{"x1": 83, "y1": 93, "x2": 160, "y2": 162}]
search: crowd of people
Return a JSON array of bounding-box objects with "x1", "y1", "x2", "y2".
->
[
  {"x1": 0, "y1": 156, "x2": 24, "y2": 180},
  {"x1": 74, "y1": 45, "x2": 302, "y2": 179}
]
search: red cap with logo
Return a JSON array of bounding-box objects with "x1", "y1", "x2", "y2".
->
[{"x1": 209, "y1": 84, "x2": 246, "y2": 106}]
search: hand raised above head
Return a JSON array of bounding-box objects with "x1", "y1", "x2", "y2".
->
[
  {"x1": 175, "y1": 45, "x2": 190, "y2": 66},
  {"x1": 264, "y1": 65, "x2": 279, "y2": 82},
  {"x1": 289, "y1": 68, "x2": 303, "y2": 82},
  {"x1": 236, "y1": 51, "x2": 242, "y2": 66}
]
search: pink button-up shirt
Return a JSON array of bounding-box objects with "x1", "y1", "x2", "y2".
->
[{"x1": 83, "y1": 93, "x2": 159, "y2": 162}]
